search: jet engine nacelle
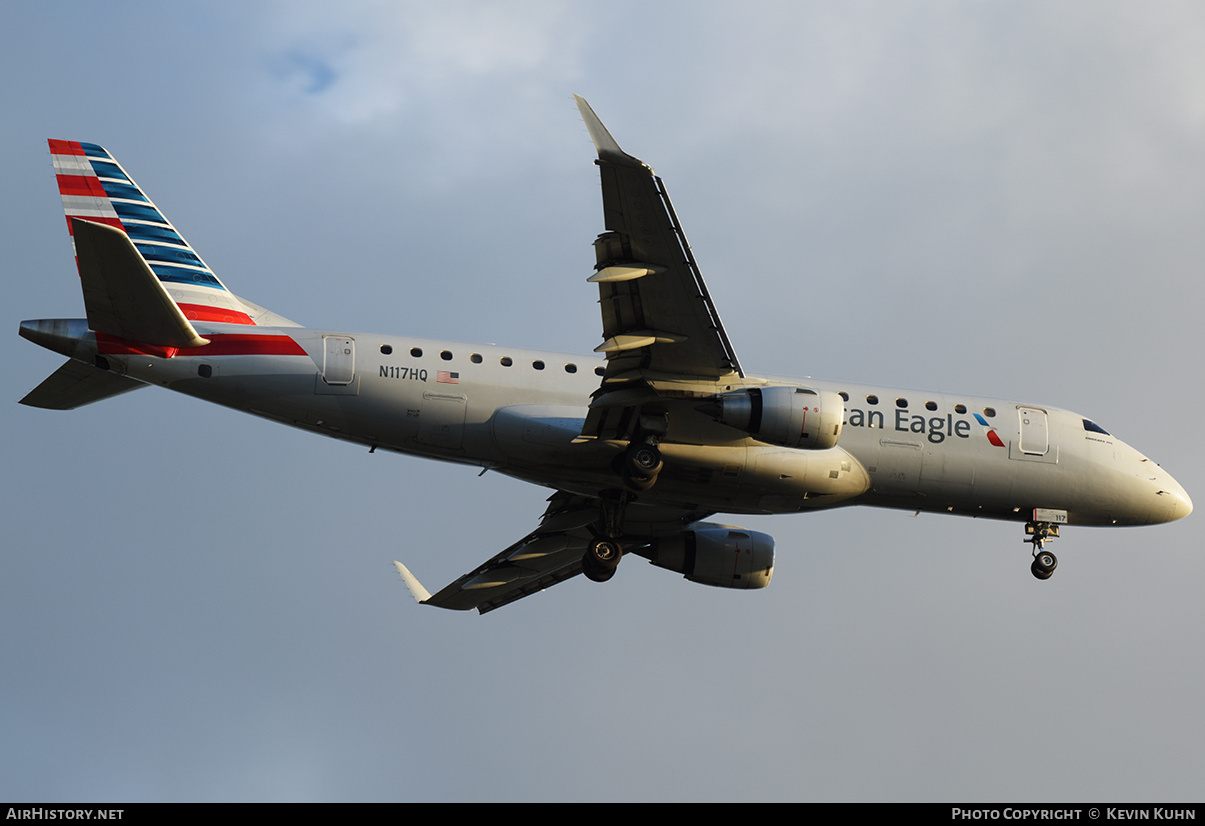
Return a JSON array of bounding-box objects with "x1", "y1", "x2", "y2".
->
[
  {"x1": 701, "y1": 385, "x2": 845, "y2": 450},
  {"x1": 641, "y1": 523, "x2": 775, "y2": 589}
]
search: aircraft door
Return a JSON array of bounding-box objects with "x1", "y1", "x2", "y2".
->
[
  {"x1": 418, "y1": 391, "x2": 467, "y2": 449},
  {"x1": 1017, "y1": 406, "x2": 1049, "y2": 456},
  {"x1": 872, "y1": 439, "x2": 923, "y2": 498},
  {"x1": 322, "y1": 336, "x2": 355, "y2": 385}
]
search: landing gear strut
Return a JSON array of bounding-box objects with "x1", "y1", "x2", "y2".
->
[
  {"x1": 1026, "y1": 521, "x2": 1060, "y2": 580},
  {"x1": 582, "y1": 436, "x2": 666, "y2": 582}
]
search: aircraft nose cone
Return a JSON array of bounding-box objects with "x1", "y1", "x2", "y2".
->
[
  {"x1": 1161, "y1": 479, "x2": 1193, "y2": 522},
  {"x1": 1143, "y1": 465, "x2": 1192, "y2": 524},
  {"x1": 1110, "y1": 453, "x2": 1193, "y2": 526}
]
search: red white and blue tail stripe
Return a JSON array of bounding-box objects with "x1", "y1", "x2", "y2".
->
[{"x1": 49, "y1": 139, "x2": 257, "y2": 326}]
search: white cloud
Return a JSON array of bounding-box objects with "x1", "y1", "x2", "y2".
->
[{"x1": 260, "y1": 1, "x2": 586, "y2": 126}]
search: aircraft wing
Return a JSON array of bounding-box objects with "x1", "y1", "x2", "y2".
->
[
  {"x1": 395, "y1": 491, "x2": 711, "y2": 614},
  {"x1": 573, "y1": 97, "x2": 747, "y2": 446},
  {"x1": 575, "y1": 96, "x2": 743, "y2": 384},
  {"x1": 394, "y1": 492, "x2": 595, "y2": 613}
]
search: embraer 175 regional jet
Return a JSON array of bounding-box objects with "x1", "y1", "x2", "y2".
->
[{"x1": 21, "y1": 97, "x2": 1192, "y2": 613}]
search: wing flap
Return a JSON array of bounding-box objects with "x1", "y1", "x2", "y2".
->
[{"x1": 424, "y1": 540, "x2": 588, "y2": 614}]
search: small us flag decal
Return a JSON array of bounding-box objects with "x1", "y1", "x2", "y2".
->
[{"x1": 437, "y1": 371, "x2": 459, "y2": 384}]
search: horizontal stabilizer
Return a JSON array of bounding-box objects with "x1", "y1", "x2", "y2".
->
[
  {"x1": 72, "y1": 218, "x2": 210, "y2": 348},
  {"x1": 20, "y1": 359, "x2": 145, "y2": 410}
]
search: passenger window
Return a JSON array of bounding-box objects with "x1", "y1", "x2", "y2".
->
[
  {"x1": 470, "y1": 354, "x2": 482, "y2": 364},
  {"x1": 380, "y1": 345, "x2": 393, "y2": 355},
  {"x1": 925, "y1": 401, "x2": 937, "y2": 411},
  {"x1": 410, "y1": 347, "x2": 422, "y2": 358},
  {"x1": 440, "y1": 350, "x2": 452, "y2": 361},
  {"x1": 564, "y1": 364, "x2": 577, "y2": 373},
  {"x1": 500, "y1": 356, "x2": 513, "y2": 367},
  {"x1": 954, "y1": 404, "x2": 967, "y2": 414},
  {"x1": 532, "y1": 360, "x2": 545, "y2": 370},
  {"x1": 866, "y1": 395, "x2": 879, "y2": 405}
]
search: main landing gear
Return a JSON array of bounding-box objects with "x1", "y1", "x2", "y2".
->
[
  {"x1": 620, "y1": 441, "x2": 663, "y2": 491},
  {"x1": 582, "y1": 440, "x2": 665, "y2": 583},
  {"x1": 1026, "y1": 521, "x2": 1060, "y2": 580},
  {"x1": 583, "y1": 489, "x2": 628, "y2": 583},
  {"x1": 583, "y1": 536, "x2": 623, "y2": 583}
]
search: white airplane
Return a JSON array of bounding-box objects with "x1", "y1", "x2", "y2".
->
[{"x1": 20, "y1": 97, "x2": 1192, "y2": 613}]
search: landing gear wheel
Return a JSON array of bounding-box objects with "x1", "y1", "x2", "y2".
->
[
  {"x1": 626, "y1": 445, "x2": 663, "y2": 476},
  {"x1": 582, "y1": 538, "x2": 623, "y2": 583},
  {"x1": 621, "y1": 444, "x2": 663, "y2": 491},
  {"x1": 1024, "y1": 520, "x2": 1061, "y2": 580},
  {"x1": 1031, "y1": 550, "x2": 1058, "y2": 580}
]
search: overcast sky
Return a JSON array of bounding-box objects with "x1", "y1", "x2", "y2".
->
[{"x1": 3, "y1": 1, "x2": 1203, "y2": 802}]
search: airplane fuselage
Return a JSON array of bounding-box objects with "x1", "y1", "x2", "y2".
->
[
  {"x1": 20, "y1": 111, "x2": 1192, "y2": 608},
  {"x1": 23, "y1": 317, "x2": 1190, "y2": 530}
]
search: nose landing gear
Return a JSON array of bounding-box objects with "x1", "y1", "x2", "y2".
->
[
  {"x1": 1026, "y1": 521, "x2": 1060, "y2": 580},
  {"x1": 1031, "y1": 549, "x2": 1058, "y2": 580}
]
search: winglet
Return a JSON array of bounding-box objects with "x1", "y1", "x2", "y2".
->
[
  {"x1": 393, "y1": 561, "x2": 432, "y2": 604},
  {"x1": 573, "y1": 95, "x2": 644, "y2": 168}
]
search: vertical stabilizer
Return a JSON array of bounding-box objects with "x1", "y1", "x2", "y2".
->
[{"x1": 48, "y1": 140, "x2": 296, "y2": 328}]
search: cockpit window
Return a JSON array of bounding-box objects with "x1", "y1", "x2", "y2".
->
[{"x1": 1083, "y1": 419, "x2": 1111, "y2": 436}]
